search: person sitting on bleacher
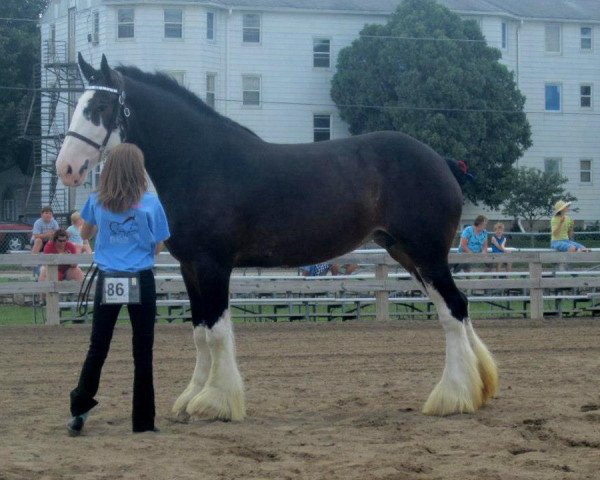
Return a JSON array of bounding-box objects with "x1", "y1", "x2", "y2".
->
[
  {"x1": 38, "y1": 229, "x2": 84, "y2": 282},
  {"x1": 550, "y1": 200, "x2": 589, "y2": 252}
]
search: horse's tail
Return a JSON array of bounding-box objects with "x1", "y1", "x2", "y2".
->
[{"x1": 445, "y1": 157, "x2": 474, "y2": 187}]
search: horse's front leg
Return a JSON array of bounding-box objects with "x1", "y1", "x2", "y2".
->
[
  {"x1": 172, "y1": 323, "x2": 211, "y2": 420},
  {"x1": 187, "y1": 308, "x2": 246, "y2": 421},
  {"x1": 173, "y1": 259, "x2": 245, "y2": 421}
]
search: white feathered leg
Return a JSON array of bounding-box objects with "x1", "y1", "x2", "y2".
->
[
  {"x1": 465, "y1": 319, "x2": 498, "y2": 404},
  {"x1": 186, "y1": 310, "x2": 246, "y2": 421},
  {"x1": 422, "y1": 287, "x2": 484, "y2": 416},
  {"x1": 172, "y1": 325, "x2": 212, "y2": 420}
]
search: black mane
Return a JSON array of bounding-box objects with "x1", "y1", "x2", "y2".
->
[{"x1": 115, "y1": 65, "x2": 259, "y2": 138}]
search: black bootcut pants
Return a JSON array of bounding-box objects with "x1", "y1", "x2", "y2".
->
[{"x1": 70, "y1": 269, "x2": 157, "y2": 432}]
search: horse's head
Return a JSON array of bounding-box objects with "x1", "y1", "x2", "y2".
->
[{"x1": 56, "y1": 53, "x2": 124, "y2": 187}]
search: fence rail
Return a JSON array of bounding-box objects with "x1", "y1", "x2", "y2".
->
[{"x1": 2, "y1": 250, "x2": 600, "y2": 325}]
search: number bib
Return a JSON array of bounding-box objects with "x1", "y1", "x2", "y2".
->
[{"x1": 102, "y1": 272, "x2": 141, "y2": 305}]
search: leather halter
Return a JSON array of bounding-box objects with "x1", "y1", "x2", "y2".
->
[{"x1": 64, "y1": 85, "x2": 130, "y2": 154}]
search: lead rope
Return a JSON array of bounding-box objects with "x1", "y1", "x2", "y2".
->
[{"x1": 77, "y1": 262, "x2": 99, "y2": 319}]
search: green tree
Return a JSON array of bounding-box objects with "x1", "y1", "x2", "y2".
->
[
  {"x1": 0, "y1": 0, "x2": 49, "y2": 173},
  {"x1": 501, "y1": 167, "x2": 576, "y2": 231},
  {"x1": 331, "y1": 0, "x2": 531, "y2": 208}
]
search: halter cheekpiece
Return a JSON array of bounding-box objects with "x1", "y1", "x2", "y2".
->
[{"x1": 64, "y1": 84, "x2": 130, "y2": 155}]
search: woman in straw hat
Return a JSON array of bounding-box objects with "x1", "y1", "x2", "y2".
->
[{"x1": 550, "y1": 200, "x2": 589, "y2": 252}]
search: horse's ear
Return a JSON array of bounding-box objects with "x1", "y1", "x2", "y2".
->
[
  {"x1": 100, "y1": 54, "x2": 111, "y2": 78},
  {"x1": 78, "y1": 52, "x2": 97, "y2": 82},
  {"x1": 99, "y1": 54, "x2": 120, "y2": 88}
]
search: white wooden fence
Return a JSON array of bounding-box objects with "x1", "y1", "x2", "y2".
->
[{"x1": 2, "y1": 250, "x2": 600, "y2": 325}]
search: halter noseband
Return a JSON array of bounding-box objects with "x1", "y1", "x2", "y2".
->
[{"x1": 65, "y1": 85, "x2": 130, "y2": 154}]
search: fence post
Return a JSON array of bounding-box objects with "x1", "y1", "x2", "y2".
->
[
  {"x1": 529, "y1": 259, "x2": 543, "y2": 320},
  {"x1": 375, "y1": 263, "x2": 389, "y2": 321},
  {"x1": 45, "y1": 264, "x2": 60, "y2": 325}
]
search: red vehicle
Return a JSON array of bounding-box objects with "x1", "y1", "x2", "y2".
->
[{"x1": 0, "y1": 221, "x2": 33, "y2": 252}]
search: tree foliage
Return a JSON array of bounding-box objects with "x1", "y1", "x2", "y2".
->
[
  {"x1": 331, "y1": 0, "x2": 532, "y2": 208},
  {"x1": 501, "y1": 167, "x2": 576, "y2": 231},
  {"x1": 0, "y1": 0, "x2": 49, "y2": 173}
]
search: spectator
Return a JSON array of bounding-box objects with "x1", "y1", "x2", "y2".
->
[
  {"x1": 38, "y1": 229, "x2": 84, "y2": 282},
  {"x1": 455, "y1": 215, "x2": 489, "y2": 272},
  {"x1": 490, "y1": 222, "x2": 511, "y2": 273},
  {"x1": 300, "y1": 263, "x2": 358, "y2": 276},
  {"x1": 550, "y1": 200, "x2": 589, "y2": 252},
  {"x1": 31, "y1": 206, "x2": 59, "y2": 254},
  {"x1": 67, "y1": 211, "x2": 92, "y2": 254}
]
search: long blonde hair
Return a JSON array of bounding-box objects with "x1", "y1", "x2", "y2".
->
[{"x1": 98, "y1": 143, "x2": 148, "y2": 213}]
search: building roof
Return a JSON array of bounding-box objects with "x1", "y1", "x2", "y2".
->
[{"x1": 98, "y1": 0, "x2": 600, "y2": 21}]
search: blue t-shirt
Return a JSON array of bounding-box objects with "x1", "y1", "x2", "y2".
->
[
  {"x1": 66, "y1": 225, "x2": 83, "y2": 245},
  {"x1": 31, "y1": 217, "x2": 59, "y2": 241},
  {"x1": 458, "y1": 225, "x2": 488, "y2": 253},
  {"x1": 490, "y1": 234, "x2": 506, "y2": 253},
  {"x1": 81, "y1": 192, "x2": 170, "y2": 273}
]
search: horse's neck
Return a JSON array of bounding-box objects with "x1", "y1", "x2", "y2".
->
[
  {"x1": 122, "y1": 79, "x2": 262, "y2": 200},
  {"x1": 123, "y1": 83, "x2": 207, "y2": 195}
]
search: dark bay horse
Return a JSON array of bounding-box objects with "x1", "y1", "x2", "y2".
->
[{"x1": 56, "y1": 54, "x2": 498, "y2": 421}]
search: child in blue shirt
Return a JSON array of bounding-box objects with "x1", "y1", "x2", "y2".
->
[{"x1": 68, "y1": 144, "x2": 170, "y2": 436}]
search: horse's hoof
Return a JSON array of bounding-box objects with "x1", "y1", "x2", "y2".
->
[
  {"x1": 422, "y1": 381, "x2": 482, "y2": 416},
  {"x1": 186, "y1": 386, "x2": 246, "y2": 422},
  {"x1": 172, "y1": 385, "x2": 202, "y2": 418},
  {"x1": 168, "y1": 409, "x2": 190, "y2": 423}
]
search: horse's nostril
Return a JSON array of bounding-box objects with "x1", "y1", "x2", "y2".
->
[{"x1": 66, "y1": 165, "x2": 73, "y2": 175}]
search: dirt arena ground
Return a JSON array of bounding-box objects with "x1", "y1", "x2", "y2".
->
[{"x1": 1, "y1": 319, "x2": 599, "y2": 480}]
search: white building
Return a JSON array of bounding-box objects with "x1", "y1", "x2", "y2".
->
[{"x1": 40, "y1": 0, "x2": 600, "y2": 224}]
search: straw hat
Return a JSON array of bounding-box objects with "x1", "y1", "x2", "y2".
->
[{"x1": 553, "y1": 200, "x2": 571, "y2": 214}]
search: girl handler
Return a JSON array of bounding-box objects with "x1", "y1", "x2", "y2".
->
[{"x1": 68, "y1": 143, "x2": 170, "y2": 435}]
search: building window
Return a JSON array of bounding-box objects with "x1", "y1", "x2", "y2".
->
[
  {"x1": 545, "y1": 23, "x2": 561, "y2": 53},
  {"x1": 313, "y1": 38, "x2": 331, "y2": 68},
  {"x1": 92, "y1": 11, "x2": 99, "y2": 44},
  {"x1": 243, "y1": 14, "x2": 260, "y2": 43},
  {"x1": 207, "y1": 11, "x2": 215, "y2": 40},
  {"x1": 544, "y1": 158, "x2": 562, "y2": 175},
  {"x1": 206, "y1": 73, "x2": 216, "y2": 108},
  {"x1": 117, "y1": 8, "x2": 134, "y2": 39},
  {"x1": 580, "y1": 84, "x2": 592, "y2": 108},
  {"x1": 242, "y1": 75, "x2": 260, "y2": 106},
  {"x1": 581, "y1": 26, "x2": 592, "y2": 50},
  {"x1": 580, "y1": 159, "x2": 592, "y2": 183},
  {"x1": 164, "y1": 71, "x2": 185, "y2": 85},
  {"x1": 501, "y1": 22, "x2": 507, "y2": 50},
  {"x1": 545, "y1": 83, "x2": 561, "y2": 111},
  {"x1": 164, "y1": 8, "x2": 183, "y2": 38},
  {"x1": 313, "y1": 114, "x2": 331, "y2": 142}
]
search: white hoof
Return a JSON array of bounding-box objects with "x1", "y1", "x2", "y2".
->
[
  {"x1": 186, "y1": 385, "x2": 246, "y2": 422},
  {"x1": 422, "y1": 372, "x2": 483, "y2": 416},
  {"x1": 172, "y1": 383, "x2": 203, "y2": 419}
]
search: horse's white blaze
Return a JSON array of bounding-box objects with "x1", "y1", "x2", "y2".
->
[
  {"x1": 186, "y1": 310, "x2": 246, "y2": 421},
  {"x1": 55, "y1": 90, "x2": 121, "y2": 186},
  {"x1": 172, "y1": 324, "x2": 211, "y2": 418},
  {"x1": 422, "y1": 286, "x2": 485, "y2": 416}
]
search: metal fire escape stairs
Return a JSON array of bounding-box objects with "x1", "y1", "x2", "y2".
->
[{"x1": 19, "y1": 41, "x2": 84, "y2": 218}]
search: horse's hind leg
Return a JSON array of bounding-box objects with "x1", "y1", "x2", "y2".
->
[
  {"x1": 386, "y1": 245, "x2": 498, "y2": 415},
  {"x1": 172, "y1": 259, "x2": 245, "y2": 422}
]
